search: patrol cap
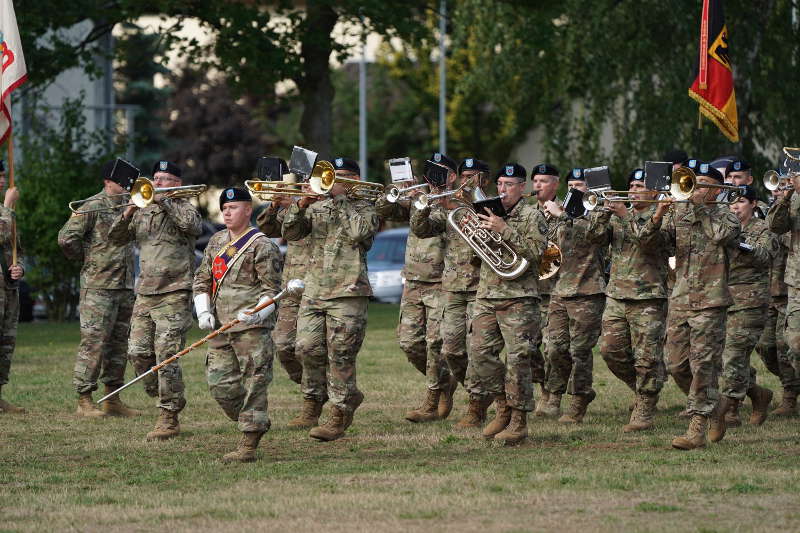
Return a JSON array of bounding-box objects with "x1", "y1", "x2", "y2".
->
[
  {"x1": 458, "y1": 157, "x2": 489, "y2": 174},
  {"x1": 496, "y1": 162, "x2": 527, "y2": 181},
  {"x1": 152, "y1": 160, "x2": 182, "y2": 178},
  {"x1": 333, "y1": 156, "x2": 360, "y2": 175},
  {"x1": 430, "y1": 152, "x2": 458, "y2": 174},
  {"x1": 219, "y1": 187, "x2": 252, "y2": 209},
  {"x1": 738, "y1": 184, "x2": 757, "y2": 202},
  {"x1": 725, "y1": 159, "x2": 751, "y2": 176},
  {"x1": 565, "y1": 167, "x2": 585, "y2": 182},
  {"x1": 628, "y1": 168, "x2": 645, "y2": 184},
  {"x1": 531, "y1": 163, "x2": 560, "y2": 179},
  {"x1": 663, "y1": 149, "x2": 689, "y2": 166},
  {"x1": 695, "y1": 161, "x2": 724, "y2": 184}
]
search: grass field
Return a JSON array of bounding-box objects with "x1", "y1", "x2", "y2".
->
[{"x1": 2, "y1": 302, "x2": 800, "y2": 532}]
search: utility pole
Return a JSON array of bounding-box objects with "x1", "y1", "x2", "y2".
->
[
  {"x1": 439, "y1": 0, "x2": 447, "y2": 154},
  {"x1": 359, "y1": 11, "x2": 368, "y2": 179}
]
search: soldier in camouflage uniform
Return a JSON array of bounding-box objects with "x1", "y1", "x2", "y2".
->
[
  {"x1": 467, "y1": 163, "x2": 547, "y2": 444},
  {"x1": 58, "y1": 160, "x2": 139, "y2": 418},
  {"x1": 283, "y1": 157, "x2": 379, "y2": 441},
  {"x1": 0, "y1": 163, "x2": 25, "y2": 415},
  {"x1": 194, "y1": 187, "x2": 282, "y2": 462},
  {"x1": 542, "y1": 168, "x2": 609, "y2": 424},
  {"x1": 654, "y1": 162, "x2": 741, "y2": 450},
  {"x1": 375, "y1": 152, "x2": 449, "y2": 423},
  {"x1": 726, "y1": 159, "x2": 770, "y2": 217},
  {"x1": 596, "y1": 169, "x2": 672, "y2": 432},
  {"x1": 410, "y1": 157, "x2": 487, "y2": 428},
  {"x1": 719, "y1": 185, "x2": 776, "y2": 427},
  {"x1": 109, "y1": 160, "x2": 201, "y2": 440},
  {"x1": 757, "y1": 185, "x2": 800, "y2": 415}
]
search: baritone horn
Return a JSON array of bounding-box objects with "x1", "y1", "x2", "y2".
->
[
  {"x1": 68, "y1": 177, "x2": 207, "y2": 214},
  {"x1": 308, "y1": 160, "x2": 384, "y2": 201}
]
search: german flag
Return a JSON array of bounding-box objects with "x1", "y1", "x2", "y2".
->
[{"x1": 688, "y1": 0, "x2": 739, "y2": 142}]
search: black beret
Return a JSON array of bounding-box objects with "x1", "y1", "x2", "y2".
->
[
  {"x1": 430, "y1": 152, "x2": 458, "y2": 174},
  {"x1": 101, "y1": 160, "x2": 116, "y2": 182},
  {"x1": 458, "y1": 157, "x2": 489, "y2": 174},
  {"x1": 738, "y1": 184, "x2": 757, "y2": 202},
  {"x1": 663, "y1": 149, "x2": 689, "y2": 166},
  {"x1": 153, "y1": 160, "x2": 182, "y2": 178},
  {"x1": 219, "y1": 187, "x2": 252, "y2": 209},
  {"x1": 496, "y1": 162, "x2": 527, "y2": 180},
  {"x1": 628, "y1": 168, "x2": 645, "y2": 184},
  {"x1": 531, "y1": 163, "x2": 560, "y2": 179},
  {"x1": 565, "y1": 167, "x2": 585, "y2": 182},
  {"x1": 333, "y1": 156, "x2": 360, "y2": 175},
  {"x1": 695, "y1": 161, "x2": 724, "y2": 183},
  {"x1": 725, "y1": 159, "x2": 751, "y2": 176}
]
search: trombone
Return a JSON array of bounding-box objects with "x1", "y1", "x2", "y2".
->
[
  {"x1": 244, "y1": 179, "x2": 319, "y2": 201},
  {"x1": 308, "y1": 160, "x2": 384, "y2": 201},
  {"x1": 69, "y1": 177, "x2": 207, "y2": 214}
]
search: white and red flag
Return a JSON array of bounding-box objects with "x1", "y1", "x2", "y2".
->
[{"x1": 0, "y1": 0, "x2": 26, "y2": 145}]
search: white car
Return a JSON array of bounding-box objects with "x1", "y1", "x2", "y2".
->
[{"x1": 367, "y1": 227, "x2": 408, "y2": 303}]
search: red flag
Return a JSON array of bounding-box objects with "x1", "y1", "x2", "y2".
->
[
  {"x1": 0, "y1": 0, "x2": 27, "y2": 145},
  {"x1": 688, "y1": 0, "x2": 739, "y2": 142}
]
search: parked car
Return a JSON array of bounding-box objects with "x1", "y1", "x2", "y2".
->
[{"x1": 367, "y1": 227, "x2": 408, "y2": 304}]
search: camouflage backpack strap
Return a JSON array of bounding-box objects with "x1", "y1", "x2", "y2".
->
[{"x1": 211, "y1": 227, "x2": 264, "y2": 301}]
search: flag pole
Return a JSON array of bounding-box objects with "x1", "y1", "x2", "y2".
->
[{"x1": 7, "y1": 129, "x2": 16, "y2": 265}]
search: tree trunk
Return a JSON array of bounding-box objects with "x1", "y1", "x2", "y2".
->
[{"x1": 296, "y1": 1, "x2": 338, "y2": 160}]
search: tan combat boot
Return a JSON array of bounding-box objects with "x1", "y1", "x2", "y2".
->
[
  {"x1": 747, "y1": 384, "x2": 773, "y2": 426},
  {"x1": 536, "y1": 391, "x2": 562, "y2": 418},
  {"x1": 438, "y1": 375, "x2": 458, "y2": 419},
  {"x1": 671, "y1": 414, "x2": 708, "y2": 450},
  {"x1": 146, "y1": 409, "x2": 180, "y2": 441},
  {"x1": 623, "y1": 394, "x2": 658, "y2": 432},
  {"x1": 309, "y1": 405, "x2": 347, "y2": 442},
  {"x1": 342, "y1": 390, "x2": 364, "y2": 430},
  {"x1": 533, "y1": 388, "x2": 551, "y2": 417},
  {"x1": 287, "y1": 398, "x2": 324, "y2": 429},
  {"x1": 405, "y1": 389, "x2": 441, "y2": 423},
  {"x1": 482, "y1": 395, "x2": 511, "y2": 438},
  {"x1": 0, "y1": 387, "x2": 25, "y2": 414},
  {"x1": 771, "y1": 390, "x2": 798, "y2": 417},
  {"x1": 101, "y1": 385, "x2": 141, "y2": 417},
  {"x1": 454, "y1": 395, "x2": 492, "y2": 429},
  {"x1": 708, "y1": 397, "x2": 729, "y2": 443},
  {"x1": 76, "y1": 392, "x2": 106, "y2": 418},
  {"x1": 494, "y1": 408, "x2": 528, "y2": 445},
  {"x1": 221, "y1": 432, "x2": 264, "y2": 463},
  {"x1": 558, "y1": 390, "x2": 596, "y2": 424},
  {"x1": 723, "y1": 397, "x2": 741, "y2": 428}
]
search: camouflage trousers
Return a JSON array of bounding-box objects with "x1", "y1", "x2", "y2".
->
[
  {"x1": 665, "y1": 306, "x2": 726, "y2": 417},
  {"x1": 440, "y1": 290, "x2": 475, "y2": 387},
  {"x1": 128, "y1": 290, "x2": 192, "y2": 413},
  {"x1": 273, "y1": 296, "x2": 303, "y2": 384},
  {"x1": 756, "y1": 297, "x2": 800, "y2": 393},
  {"x1": 783, "y1": 286, "x2": 800, "y2": 377},
  {"x1": 296, "y1": 296, "x2": 368, "y2": 413},
  {"x1": 720, "y1": 305, "x2": 767, "y2": 400},
  {"x1": 397, "y1": 280, "x2": 449, "y2": 391},
  {"x1": 546, "y1": 294, "x2": 605, "y2": 396},
  {"x1": 73, "y1": 288, "x2": 134, "y2": 394},
  {"x1": 532, "y1": 294, "x2": 550, "y2": 385},
  {"x1": 468, "y1": 297, "x2": 539, "y2": 411},
  {"x1": 0, "y1": 286, "x2": 19, "y2": 386},
  {"x1": 599, "y1": 297, "x2": 667, "y2": 396},
  {"x1": 206, "y1": 328, "x2": 274, "y2": 433}
]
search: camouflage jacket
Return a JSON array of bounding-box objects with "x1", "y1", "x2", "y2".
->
[
  {"x1": 476, "y1": 200, "x2": 547, "y2": 299},
  {"x1": 57, "y1": 190, "x2": 135, "y2": 290},
  {"x1": 283, "y1": 196, "x2": 378, "y2": 300},
  {"x1": 727, "y1": 216, "x2": 776, "y2": 311},
  {"x1": 374, "y1": 197, "x2": 444, "y2": 282},
  {"x1": 193, "y1": 228, "x2": 282, "y2": 332},
  {"x1": 409, "y1": 203, "x2": 480, "y2": 292},
  {"x1": 768, "y1": 193, "x2": 800, "y2": 289},
  {"x1": 536, "y1": 203, "x2": 557, "y2": 297},
  {"x1": 549, "y1": 210, "x2": 609, "y2": 298},
  {"x1": 658, "y1": 202, "x2": 741, "y2": 310},
  {"x1": 108, "y1": 198, "x2": 202, "y2": 295},
  {"x1": 602, "y1": 206, "x2": 672, "y2": 300},
  {"x1": 0, "y1": 204, "x2": 23, "y2": 291},
  {"x1": 770, "y1": 233, "x2": 790, "y2": 299},
  {"x1": 256, "y1": 206, "x2": 311, "y2": 297}
]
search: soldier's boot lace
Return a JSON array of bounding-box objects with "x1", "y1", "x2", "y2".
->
[
  {"x1": 437, "y1": 375, "x2": 458, "y2": 419},
  {"x1": 723, "y1": 397, "x2": 741, "y2": 427},
  {"x1": 454, "y1": 395, "x2": 492, "y2": 429},
  {"x1": 287, "y1": 398, "x2": 324, "y2": 429},
  {"x1": 222, "y1": 431, "x2": 264, "y2": 463},
  {"x1": 309, "y1": 405, "x2": 347, "y2": 442},
  {"x1": 494, "y1": 408, "x2": 528, "y2": 445},
  {"x1": 537, "y1": 391, "x2": 562, "y2": 418},
  {"x1": 146, "y1": 409, "x2": 180, "y2": 441},
  {"x1": 342, "y1": 390, "x2": 364, "y2": 430},
  {"x1": 708, "y1": 397, "x2": 729, "y2": 443},
  {"x1": 771, "y1": 389, "x2": 797, "y2": 417},
  {"x1": 671, "y1": 414, "x2": 708, "y2": 450},
  {"x1": 0, "y1": 387, "x2": 25, "y2": 414},
  {"x1": 558, "y1": 389, "x2": 596, "y2": 424},
  {"x1": 76, "y1": 392, "x2": 106, "y2": 418},
  {"x1": 101, "y1": 385, "x2": 142, "y2": 417},
  {"x1": 623, "y1": 393, "x2": 658, "y2": 432},
  {"x1": 747, "y1": 384, "x2": 773, "y2": 426},
  {"x1": 482, "y1": 394, "x2": 511, "y2": 438},
  {"x1": 533, "y1": 387, "x2": 551, "y2": 417},
  {"x1": 405, "y1": 388, "x2": 441, "y2": 423}
]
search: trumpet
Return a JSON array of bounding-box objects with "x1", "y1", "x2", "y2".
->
[
  {"x1": 308, "y1": 160, "x2": 384, "y2": 201},
  {"x1": 386, "y1": 182, "x2": 429, "y2": 203},
  {"x1": 69, "y1": 177, "x2": 207, "y2": 214},
  {"x1": 763, "y1": 170, "x2": 794, "y2": 192},
  {"x1": 413, "y1": 175, "x2": 479, "y2": 210}
]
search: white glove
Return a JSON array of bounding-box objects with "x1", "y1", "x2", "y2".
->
[
  {"x1": 194, "y1": 293, "x2": 216, "y2": 330},
  {"x1": 237, "y1": 296, "x2": 277, "y2": 326}
]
